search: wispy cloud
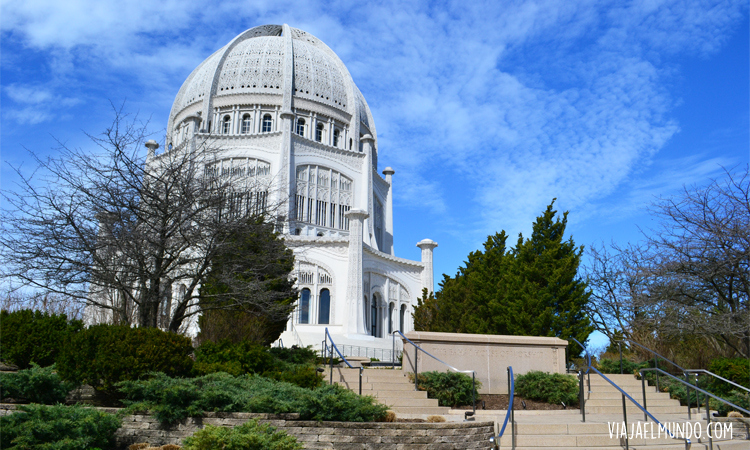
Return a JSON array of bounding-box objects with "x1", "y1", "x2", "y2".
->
[
  {"x1": 3, "y1": 84, "x2": 81, "y2": 124},
  {"x1": 1, "y1": 0, "x2": 746, "y2": 250}
]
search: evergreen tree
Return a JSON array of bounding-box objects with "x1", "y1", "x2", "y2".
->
[
  {"x1": 414, "y1": 200, "x2": 593, "y2": 355},
  {"x1": 197, "y1": 217, "x2": 297, "y2": 346}
]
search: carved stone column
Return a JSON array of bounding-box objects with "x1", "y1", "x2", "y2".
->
[
  {"x1": 416, "y1": 239, "x2": 438, "y2": 294},
  {"x1": 344, "y1": 209, "x2": 369, "y2": 335}
]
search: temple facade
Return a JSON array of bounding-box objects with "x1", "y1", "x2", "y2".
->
[{"x1": 163, "y1": 24, "x2": 436, "y2": 351}]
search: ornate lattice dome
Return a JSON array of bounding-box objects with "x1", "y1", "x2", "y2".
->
[{"x1": 167, "y1": 24, "x2": 375, "y2": 142}]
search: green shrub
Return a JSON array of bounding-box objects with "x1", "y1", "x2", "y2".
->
[
  {"x1": 708, "y1": 358, "x2": 750, "y2": 398},
  {"x1": 0, "y1": 403, "x2": 121, "y2": 449},
  {"x1": 183, "y1": 419, "x2": 302, "y2": 450},
  {"x1": 0, "y1": 309, "x2": 83, "y2": 369},
  {"x1": 0, "y1": 364, "x2": 75, "y2": 404},
  {"x1": 268, "y1": 346, "x2": 318, "y2": 365},
  {"x1": 515, "y1": 371, "x2": 579, "y2": 406},
  {"x1": 118, "y1": 372, "x2": 388, "y2": 426},
  {"x1": 298, "y1": 383, "x2": 390, "y2": 422},
  {"x1": 56, "y1": 324, "x2": 194, "y2": 395},
  {"x1": 710, "y1": 389, "x2": 750, "y2": 417},
  {"x1": 194, "y1": 340, "x2": 275, "y2": 376},
  {"x1": 408, "y1": 371, "x2": 481, "y2": 407},
  {"x1": 195, "y1": 340, "x2": 322, "y2": 389},
  {"x1": 263, "y1": 364, "x2": 323, "y2": 389},
  {"x1": 597, "y1": 358, "x2": 647, "y2": 375}
]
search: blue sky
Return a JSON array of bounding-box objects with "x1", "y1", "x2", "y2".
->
[{"x1": 2, "y1": 1, "x2": 748, "y2": 348}]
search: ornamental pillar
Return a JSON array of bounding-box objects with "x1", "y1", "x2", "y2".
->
[
  {"x1": 344, "y1": 209, "x2": 368, "y2": 335},
  {"x1": 382, "y1": 167, "x2": 395, "y2": 255},
  {"x1": 416, "y1": 239, "x2": 438, "y2": 294}
]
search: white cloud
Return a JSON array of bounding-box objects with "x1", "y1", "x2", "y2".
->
[
  {"x1": 1, "y1": 0, "x2": 746, "y2": 245},
  {"x1": 3, "y1": 84, "x2": 81, "y2": 124}
]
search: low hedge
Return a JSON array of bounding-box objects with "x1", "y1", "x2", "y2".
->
[
  {"x1": 0, "y1": 309, "x2": 83, "y2": 369},
  {"x1": 56, "y1": 324, "x2": 194, "y2": 395},
  {"x1": 515, "y1": 371, "x2": 579, "y2": 406},
  {"x1": 0, "y1": 403, "x2": 121, "y2": 450},
  {"x1": 194, "y1": 340, "x2": 322, "y2": 389},
  {"x1": 183, "y1": 419, "x2": 302, "y2": 450},
  {"x1": 708, "y1": 358, "x2": 750, "y2": 398},
  {"x1": 409, "y1": 371, "x2": 481, "y2": 407},
  {"x1": 0, "y1": 364, "x2": 75, "y2": 404},
  {"x1": 118, "y1": 372, "x2": 388, "y2": 426}
]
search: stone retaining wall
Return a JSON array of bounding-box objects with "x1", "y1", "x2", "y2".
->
[{"x1": 1, "y1": 405, "x2": 495, "y2": 449}]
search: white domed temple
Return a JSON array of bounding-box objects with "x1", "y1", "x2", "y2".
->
[{"x1": 166, "y1": 24, "x2": 437, "y2": 353}]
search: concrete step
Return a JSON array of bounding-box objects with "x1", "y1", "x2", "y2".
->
[
  {"x1": 586, "y1": 405, "x2": 687, "y2": 414},
  {"x1": 377, "y1": 397, "x2": 440, "y2": 407},
  {"x1": 369, "y1": 389, "x2": 428, "y2": 399},
  {"x1": 385, "y1": 405, "x2": 451, "y2": 415},
  {"x1": 586, "y1": 398, "x2": 678, "y2": 407},
  {"x1": 332, "y1": 381, "x2": 416, "y2": 391},
  {"x1": 498, "y1": 433, "x2": 685, "y2": 447},
  {"x1": 588, "y1": 391, "x2": 672, "y2": 400}
]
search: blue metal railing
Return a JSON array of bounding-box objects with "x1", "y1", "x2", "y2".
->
[
  {"x1": 571, "y1": 338, "x2": 691, "y2": 450},
  {"x1": 640, "y1": 367, "x2": 749, "y2": 450},
  {"x1": 323, "y1": 327, "x2": 363, "y2": 395},
  {"x1": 617, "y1": 339, "x2": 749, "y2": 419},
  {"x1": 489, "y1": 366, "x2": 516, "y2": 450},
  {"x1": 392, "y1": 330, "x2": 478, "y2": 418}
]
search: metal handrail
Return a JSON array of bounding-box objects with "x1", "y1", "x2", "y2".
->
[
  {"x1": 324, "y1": 327, "x2": 363, "y2": 395},
  {"x1": 489, "y1": 366, "x2": 516, "y2": 450},
  {"x1": 393, "y1": 330, "x2": 478, "y2": 418},
  {"x1": 641, "y1": 367, "x2": 749, "y2": 450},
  {"x1": 641, "y1": 368, "x2": 750, "y2": 416},
  {"x1": 684, "y1": 369, "x2": 750, "y2": 395},
  {"x1": 571, "y1": 338, "x2": 691, "y2": 450},
  {"x1": 617, "y1": 338, "x2": 686, "y2": 374}
]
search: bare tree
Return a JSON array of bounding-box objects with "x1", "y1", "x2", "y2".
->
[
  {"x1": 1, "y1": 105, "x2": 296, "y2": 333},
  {"x1": 585, "y1": 166, "x2": 750, "y2": 358}
]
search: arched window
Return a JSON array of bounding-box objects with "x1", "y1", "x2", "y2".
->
[
  {"x1": 333, "y1": 128, "x2": 340, "y2": 147},
  {"x1": 316, "y1": 123, "x2": 324, "y2": 142},
  {"x1": 371, "y1": 295, "x2": 378, "y2": 337},
  {"x1": 262, "y1": 114, "x2": 273, "y2": 132},
  {"x1": 400, "y1": 304, "x2": 406, "y2": 332},
  {"x1": 388, "y1": 303, "x2": 394, "y2": 334},
  {"x1": 299, "y1": 288, "x2": 310, "y2": 324},
  {"x1": 241, "y1": 114, "x2": 252, "y2": 134},
  {"x1": 222, "y1": 115, "x2": 231, "y2": 134},
  {"x1": 296, "y1": 118, "x2": 306, "y2": 136},
  {"x1": 318, "y1": 289, "x2": 330, "y2": 324}
]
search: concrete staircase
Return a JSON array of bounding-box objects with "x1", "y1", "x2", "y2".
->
[
  {"x1": 495, "y1": 417, "x2": 745, "y2": 450},
  {"x1": 324, "y1": 367, "x2": 450, "y2": 415},
  {"x1": 584, "y1": 374, "x2": 687, "y2": 415},
  {"x1": 492, "y1": 372, "x2": 746, "y2": 450}
]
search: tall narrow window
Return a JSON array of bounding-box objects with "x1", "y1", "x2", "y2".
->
[
  {"x1": 371, "y1": 295, "x2": 378, "y2": 337},
  {"x1": 318, "y1": 289, "x2": 330, "y2": 325},
  {"x1": 400, "y1": 304, "x2": 406, "y2": 332},
  {"x1": 333, "y1": 129, "x2": 340, "y2": 147},
  {"x1": 241, "y1": 114, "x2": 252, "y2": 134},
  {"x1": 299, "y1": 288, "x2": 310, "y2": 324},
  {"x1": 222, "y1": 115, "x2": 231, "y2": 134},
  {"x1": 316, "y1": 123, "x2": 324, "y2": 142},
  {"x1": 295, "y1": 165, "x2": 352, "y2": 231},
  {"x1": 262, "y1": 114, "x2": 273, "y2": 132},
  {"x1": 296, "y1": 118, "x2": 306, "y2": 136}
]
